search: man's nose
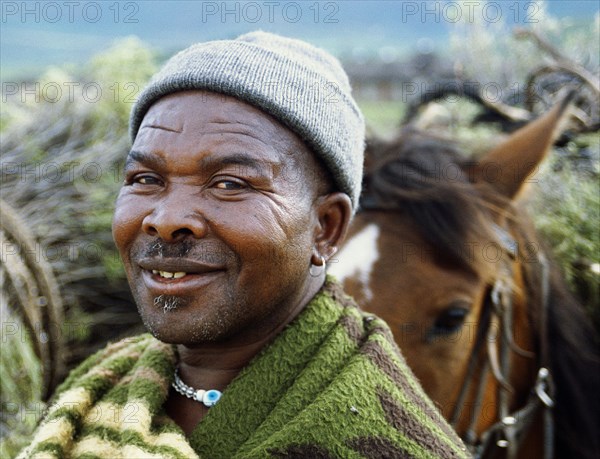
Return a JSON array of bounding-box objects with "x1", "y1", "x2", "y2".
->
[{"x1": 142, "y1": 197, "x2": 207, "y2": 242}]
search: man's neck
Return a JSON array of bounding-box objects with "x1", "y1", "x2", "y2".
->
[
  {"x1": 174, "y1": 273, "x2": 325, "y2": 390},
  {"x1": 175, "y1": 336, "x2": 274, "y2": 391}
]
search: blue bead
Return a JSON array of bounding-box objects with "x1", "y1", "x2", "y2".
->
[{"x1": 203, "y1": 389, "x2": 222, "y2": 407}]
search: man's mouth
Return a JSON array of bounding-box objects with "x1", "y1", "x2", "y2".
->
[
  {"x1": 138, "y1": 257, "x2": 225, "y2": 276},
  {"x1": 151, "y1": 270, "x2": 188, "y2": 280},
  {"x1": 136, "y1": 257, "x2": 226, "y2": 295}
]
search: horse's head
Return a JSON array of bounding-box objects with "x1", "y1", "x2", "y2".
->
[{"x1": 331, "y1": 95, "x2": 576, "y2": 455}]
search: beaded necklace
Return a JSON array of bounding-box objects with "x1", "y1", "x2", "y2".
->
[{"x1": 172, "y1": 369, "x2": 222, "y2": 407}]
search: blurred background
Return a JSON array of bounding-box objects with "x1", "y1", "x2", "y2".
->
[{"x1": 1, "y1": 1, "x2": 599, "y2": 456}]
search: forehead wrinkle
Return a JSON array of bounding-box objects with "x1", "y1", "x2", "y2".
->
[
  {"x1": 203, "y1": 121, "x2": 277, "y2": 149},
  {"x1": 139, "y1": 104, "x2": 185, "y2": 133},
  {"x1": 141, "y1": 124, "x2": 183, "y2": 134}
]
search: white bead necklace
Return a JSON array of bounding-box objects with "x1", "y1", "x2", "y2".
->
[{"x1": 172, "y1": 369, "x2": 222, "y2": 407}]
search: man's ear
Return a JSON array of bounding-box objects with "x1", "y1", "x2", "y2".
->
[{"x1": 311, "y1": 192, "x2": 353, "y2": 263}]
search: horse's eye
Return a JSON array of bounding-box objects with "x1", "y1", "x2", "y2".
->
[{"x1": 428, "y1": 304, "x2": 470, "y2": 340}]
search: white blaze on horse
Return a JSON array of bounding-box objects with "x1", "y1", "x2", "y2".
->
[{"x1": 331, "y1": 94, "x2": 600, "y2": 459}]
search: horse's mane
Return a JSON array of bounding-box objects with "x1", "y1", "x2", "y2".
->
[
  {"x1": 362, "y1": 129, "x2": 504, "y2": 280},
  {"x1": 362, "y1": 128, "x2": 600, "y2": 458},
  {"x1": 512, "y1": 219, "x2": 600, "y2": 458}
]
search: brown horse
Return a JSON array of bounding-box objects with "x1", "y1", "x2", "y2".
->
[{"x1": 331, "y1": 96, "x2": 600, "y2": 458}]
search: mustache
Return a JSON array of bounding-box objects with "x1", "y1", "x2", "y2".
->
[
  {"x1": 146, "y1": 239, "x2": 193, "y2": 258},
  {"x1": 134, "y1": 239, "x2": 232, "y2": 264}
]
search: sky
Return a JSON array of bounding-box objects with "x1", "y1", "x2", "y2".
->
[{"x1": 1, "y1": 0, "x2": 599, "y2": 81}]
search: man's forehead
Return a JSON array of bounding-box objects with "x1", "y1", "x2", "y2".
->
[
  {"x1": 136, "y1": 92, "x2": 316, "y2": 165},
  {"x1": 139, "y1": 101, "x2": 185, "y2": 133},
  {"x1": 138, "y1": 92, "x2": 298, "y2": 145},
  {"x1": 141, "y1": 92, "x2": 261, "y2": 126}
]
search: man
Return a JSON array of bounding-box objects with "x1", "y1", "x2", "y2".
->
[{"x1": 20, "y1": 32, "x2": 468, "y2": 458}]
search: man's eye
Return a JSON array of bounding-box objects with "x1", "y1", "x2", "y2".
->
[
  {"x1": 133, "y1": 175, "x2": 161, "y2": 185},
  {"x1": 214, "y1": 180, "x2": 245, "y2": 190}
]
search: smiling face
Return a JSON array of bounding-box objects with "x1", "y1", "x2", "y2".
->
[{"x1": 113, "y1": 91, "x2": 332, "y2": 346}]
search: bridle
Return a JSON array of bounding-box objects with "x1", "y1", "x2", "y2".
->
[
  {"x1": 358, "y1": 192, "x2": 556, "y2": 457},
  {"x1": 449, "y1": 224, "x2": 555, "y2": 459}
]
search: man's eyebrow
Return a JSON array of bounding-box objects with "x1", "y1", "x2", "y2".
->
[
  {"x1": 198, "y1": 153, "x2": 278, "y2": 173},
  {"x1": 125, "y1": 150, "x2": 167, "y2": 169}
]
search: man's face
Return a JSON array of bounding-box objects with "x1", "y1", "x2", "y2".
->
[{"x1": 113, "y1": 91, "x2": 322, "y2": 346}]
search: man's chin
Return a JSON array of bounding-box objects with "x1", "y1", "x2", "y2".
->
[
  {"x1": 135, "y1": 294, "x2": 187, "y2": 342},
  {"x1": 142, "y1": 325, "x2": 227, "y2": 347},
  {"x1": 140, "y1": 311, "x2": 241, "y2": 347},
  {"x1": 133, "y1": 289, "x2": 242, "y2": 345},
  {"x1": 139, "y1": 316, "x2": 195, "y2": 345}
]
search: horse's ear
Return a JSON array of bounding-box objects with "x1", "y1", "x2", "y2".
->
[
  {"x1": 364, "y1": 136, "x2": 385, "y2": 175},
  {"x1": 470, "y1": 91, "x2": 575, "y2": 201}
]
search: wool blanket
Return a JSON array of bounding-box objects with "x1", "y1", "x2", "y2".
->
[{"x1": 19, "y1": 279, "x2": 469, "y2": 458}]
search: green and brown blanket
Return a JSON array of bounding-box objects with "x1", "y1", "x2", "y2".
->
[{"x1": 19, "y1": 279, "x2": 468, "y2": 458}]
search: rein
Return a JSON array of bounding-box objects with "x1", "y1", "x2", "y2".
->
[{"x1": 450, "y1": 225, "x2": 555, "y2": 458}]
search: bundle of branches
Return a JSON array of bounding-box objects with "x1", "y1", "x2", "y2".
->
[
  {"x1": 516, "y1": 27, "x2": 600, "y2": 132},
  {"x1": 1, "y1": 39, "x2": 157, "y2": 457},
  {"x1": 405, "y1": 28, "x2": 599, "y2": 136},
  {"x1": 1, "y1": 84, "x2": 144, "y2": 398},
  {"x1": 0, "y1": 37, "x2": 157, "y2": 398},
  {"x1": 1, "y1": 198, "x2": 65, "y2": 399}
]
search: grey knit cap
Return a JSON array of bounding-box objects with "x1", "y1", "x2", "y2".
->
[{"x1": 129, "y1": 31, "x2": 365, "y2": 209}]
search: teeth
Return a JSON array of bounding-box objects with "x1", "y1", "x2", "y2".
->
[{"x1": 151, "y1": 270, "x2": 187, "y2": 279}]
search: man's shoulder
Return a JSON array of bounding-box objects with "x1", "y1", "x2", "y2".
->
[
  {"x1": 51, "y1": 333, "x2": 166, "y2": 399},
  {"x1": 311, "y1": 278, "x2": 470, "y2": 457},
  {"x1": 76, "y1": 333, "x2": 157, "y2": 369}
]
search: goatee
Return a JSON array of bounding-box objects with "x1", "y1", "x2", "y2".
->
[{"x1": 153, "y1": 295, "x2": 186, "y2": 313}]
